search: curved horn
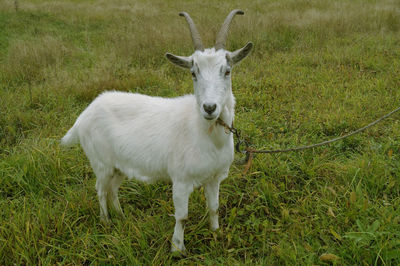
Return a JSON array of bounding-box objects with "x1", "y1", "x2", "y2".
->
[
  {"x1": 179, "y1": 12, "x2": 204, "y2": 51},
  {"x1": 215, "y1": 9, "x2": 244, "y2": 50}
]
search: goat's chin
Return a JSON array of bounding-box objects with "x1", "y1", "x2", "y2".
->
[{"x1": 203, "y1": 114, "x2": 218, "y2": 121}]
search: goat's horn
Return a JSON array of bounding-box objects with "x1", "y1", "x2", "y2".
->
[
  {"x1": 215, "y1": 9, "x2": 244, "y2": 50},
  {"x1": 179, "y1": 12, "x2": 204, "y2": 51}
]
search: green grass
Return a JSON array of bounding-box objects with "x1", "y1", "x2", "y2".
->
[{"x1": 1, "y1": 0, "x2": 400, "y2": 264}]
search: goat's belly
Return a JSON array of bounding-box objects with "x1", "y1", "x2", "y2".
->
[{"x1": 115, "y1": 162, "x2": 169, "y2": 184}]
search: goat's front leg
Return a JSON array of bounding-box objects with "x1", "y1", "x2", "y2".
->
[
  {"x1": 171, "y1": 182, "x2": 193, "y2": 253},
  {"x1": 204, "y1": 178, "x2": 222, "y2": 231}
]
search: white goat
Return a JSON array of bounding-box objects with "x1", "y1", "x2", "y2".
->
[{"x1": 61, "y1": 10, "x2": 253, "y2": 253}]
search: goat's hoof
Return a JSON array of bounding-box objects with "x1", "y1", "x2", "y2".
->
[
  {"x1": 116, "y1": 211, "x2": 126, "y2": 219},
  {"x1": 171, "y1": 250, "x2": 186, "y2": 258},
  {"x1": 171, "y1": 244, "x2": 186, "y2": 256},
  {"x1": 100, "y1": 215, "x2": 111, "y2": 224},
  {"x1": 210, "y1": 221, "x2": 219, "y2": 231},
  {"x1": 210, "y1": 225, "x2": 219, "y2": 231}
]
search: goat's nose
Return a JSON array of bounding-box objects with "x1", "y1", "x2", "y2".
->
[{"x1": 203, "y1": 103, "x2": 217, "y2": 115}]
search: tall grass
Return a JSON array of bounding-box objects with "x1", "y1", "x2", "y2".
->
[{"x1": 1, "y1": 0, "x2": 400, "y2": 264}]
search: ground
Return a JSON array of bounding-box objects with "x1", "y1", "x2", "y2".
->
[{"x1": 0, "y1": 0, "x2": 400, "y2": 264}]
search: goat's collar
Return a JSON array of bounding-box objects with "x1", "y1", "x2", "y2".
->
[{"x1": 216, "y1": 117, "x2": 233, "y2": 134}]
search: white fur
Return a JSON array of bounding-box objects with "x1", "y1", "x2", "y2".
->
[{"x1": 61, "y1": 48, "x2": 242, "y2": 253}]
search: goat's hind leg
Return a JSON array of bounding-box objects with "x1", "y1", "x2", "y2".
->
[
  {"x1": 107, "y1": 169, "x2": 126, "y2": 218},
  {"x1": 94, "y1": 165, "x2": 113, "y2": 223}
]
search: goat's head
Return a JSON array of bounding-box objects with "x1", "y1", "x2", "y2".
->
[{"x1": 166, "y1": 10, "x2": 253, "y2": 121}]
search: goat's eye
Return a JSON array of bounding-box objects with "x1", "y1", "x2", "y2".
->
[
  {"x1": 225, "y1": 70, "x2": 231, "y2": 76},
  {"x1": 191, "y1": 72, "x2": 196, "y2": 79}
]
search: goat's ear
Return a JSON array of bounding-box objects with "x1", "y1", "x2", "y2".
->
[
  {"x1": 227, "y1": 42, "x2": 253, "y2": 66},
  {"x1": 165, "y1": 53, "x2": 193, "y2": 69}
]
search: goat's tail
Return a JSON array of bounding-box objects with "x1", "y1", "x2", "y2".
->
[{"x1": 61, "y1": 124, "x2": 79, "y2": 147}]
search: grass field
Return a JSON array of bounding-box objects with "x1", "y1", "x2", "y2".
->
[{"x1": 1, "y1": 0, "x2": 400, "y2": 264}]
